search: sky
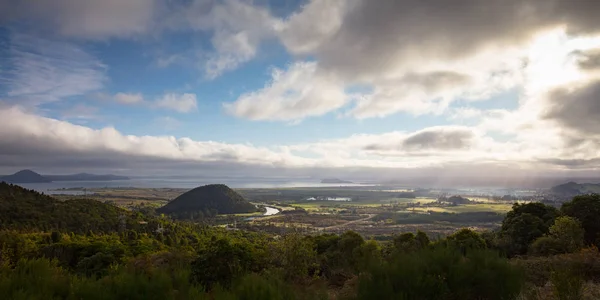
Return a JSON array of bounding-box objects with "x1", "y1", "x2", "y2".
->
[{"x1": 0, "y1": 0, "x2": 600, "y2": 183}]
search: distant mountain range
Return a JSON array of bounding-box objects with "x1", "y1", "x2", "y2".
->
[
  {"x1": 550, "y1": 181, "x2": 600, "y2": 197},
  {"x1": 1, "y1": 170, "x2": 129, "y2": 184}
]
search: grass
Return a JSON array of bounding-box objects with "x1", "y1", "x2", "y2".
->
[{"x1": 411, "y1": 204, "x2": 513, "y2": 214}]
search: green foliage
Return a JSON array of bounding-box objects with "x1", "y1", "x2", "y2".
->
[
  {"x1": 445, "y1": 228, "x2": 487, "y2": 253},
  {"x1": 514, "y1": 247, "x2": 600, "y2": 286},
  {"x1": 501, "y1": 202, "x2": 559, "y2": 256},
  {"x1": 274, "y1": 234, "x2": 318, "y2": 282},
  {"x1": 9, "y1": 183, "x2": 600, "y2": 299},
  {"x1": 530, "y1": 215, "x2": 585, "y2": 256},
  {"x1": 387, "y1": 231, "x2": 431, "y2": 256},
  {"x1": 549, "y1": 216, "x2": 585, "y2": 253},
  {"x1": 529, "y1": 236, "x2": 566, "y2": 256},
  {"x1": 157, "y1": 184, "x2": 256, "y2": 218},
  {"x1": 213, "y1": 273, "x2": 297, "y2": 300},
  {"x1": 0, "y1": 182, "x2": 144, "y2": 233},
  {"x1": 561, "y1": 194, "x2": 600, "y2": 247},
  {"x1": 190, "y1": 238, "x2": 255, "y2": 289},
  {"x1": 0, "y1": 259, "x2": 71, "y2": 300},
  {"x1": 357, "y1": 246, "x2": 524, "y2": 300},
  {"x1": 551, "y1": 265, "x2": 584, "y2": 300}
]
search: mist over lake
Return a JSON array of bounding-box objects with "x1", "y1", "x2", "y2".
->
[{"x1": 18, "y1": 177, "x2": 370, "y2": 194}]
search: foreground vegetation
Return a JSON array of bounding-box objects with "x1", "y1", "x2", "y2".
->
[{"x1": 1, "y1": 182, "x2": 600, "y2": 299}]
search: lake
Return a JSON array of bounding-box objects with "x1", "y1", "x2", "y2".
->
[{"x1": 17, "y1": 177, "x2": 370, "y2": 194}]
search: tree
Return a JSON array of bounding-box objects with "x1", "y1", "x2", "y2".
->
[
  {"x1": 549, "y1": 216, "x2": 584, "y2": 253},
  {"x1": 446, "y1": 228, "x2": 486, "y2": 254},
  {"x1": 529, "y1": 236, "x2": 566, "y2": 256},
  {"x1": 500, "y1": 202, "x2": 559, "y2": 255},
  {"x1": 415, "y1": 230, "x2": 430, "y2": 248},
  {"x1": 561, "y1": 194, "x2": 600, "y2": 247},
  {"x1": 190, "y1": 238, "x2": 254, "y2": 289},
  {"x1": 357, "y1": 247, "x2": 524, "y2": 300},
  {"x1": 274, "y1": 234, "x2": 317, "y2": 281}
]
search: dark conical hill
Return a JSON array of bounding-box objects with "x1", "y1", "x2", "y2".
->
[{"x1": 157, "y1": 184, "x2": 256, "y2": 216}]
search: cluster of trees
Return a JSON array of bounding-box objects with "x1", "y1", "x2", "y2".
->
[
  {"x1": 1, "y1": 182, "x2": 600, "y2": 299},
  {"x1": 0, "y1": 183, "x2": 151, "y2": 233},
  {"x1": 496, "y1": 194, "x2": 600, "y2": 257}
]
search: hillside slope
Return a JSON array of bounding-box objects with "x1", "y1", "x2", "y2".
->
[
  {"x1": 551, "y1": 182, "x2": 600, "y2": 197},
  {"x1": 157, "y1": 184, "x2": 256, "y2": 217},
  {"x1": 0, "y1": 182, "x2": 140, "y2": 233},
  {"x1": 1, "y1": 170, "x2": 51, "y2": 183}
]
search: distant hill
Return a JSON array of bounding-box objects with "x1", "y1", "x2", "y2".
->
[
  {"x1": 46, "y1": 173, "x2": 129, "y2": 181},
  {"x1": 550, "y1": 182, "x2": 600, "y2": 197},
  {"x1": 157, "y1": 184, "x2": 256, "y2": 218},
  {"x1": 1, "y1": 169, "x2": 51, "y2": 183},
  {"x1": 438, "y1": 195, "x2": 472, "y2": 205},
  {"x1": 321, "y1": 178, "x2": 353, "y2": 184},
  {"x1": 0, "y1": 182, "x2": 142, "y2": 233},
  {"x1": 1, "y1": 170, "x2": 129, "y2": 183}
]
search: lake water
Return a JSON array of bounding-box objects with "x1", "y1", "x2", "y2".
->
[{"x1": 16, "y1": 177, "x2": 370, "y2": 194}]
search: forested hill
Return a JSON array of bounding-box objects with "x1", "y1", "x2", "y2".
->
[
  {"x1": 0, "y1": 182, "x2": 142, "y2": 233},
  {"x1": 157, "y1": 184, "x2": 256, "y2": 217},
  {"x1": 551, "y1": 181, "x2": 600, "y2": 197}
]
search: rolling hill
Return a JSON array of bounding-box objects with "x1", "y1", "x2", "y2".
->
[
  {"x1": 0, "y1": 182, "x2": 141, "y2": 233},
  {"x1": 1, "y1": 169, "x2": 51, "y2": 183},
  {"x1": 1, "y1": 169, "x2": 129, "y2": 183},
  {"x1": 550, "y1": 181, "x2": 600, "y2": 197},
  {"x1": 157, "y1": 184, "x2": 256, "y2": 217}
]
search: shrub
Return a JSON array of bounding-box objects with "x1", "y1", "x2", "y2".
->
[{"x1": 357, "y1": 246, "x2": 523, "y2": 300}]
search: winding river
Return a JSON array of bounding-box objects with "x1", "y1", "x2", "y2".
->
[{"x1": 263, "y1": 206, "x2": 280, "y2": 216}]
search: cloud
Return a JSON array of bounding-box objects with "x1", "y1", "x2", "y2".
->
[
  {"x1": 1, "y1": 105, "x2": 599, "y2": 180},
  {"x1": 114, "y1": 93, "x2": 144, "y2": 105},
  {"x1": 544, "y1": 79, "x2": 600, "y2": 137},
  {"x1": 401, "y1": 127, "x2": 476, "y2": 151},
  {"x1": 153, "y1": 93, "x2": 198, "y2": 113},
  {"x1": 287, "y1": 0, "x2": 600, "y2": 80},
  {"x1": 276, "y1": 0, "x2": 346, "y2": 55},
  {"x1": 0, "y1": 0, "x2": 156, "y2": 39},
  {"x1": 2, "y1": 0, "x2": 280, "y2": 77},
  {"x1": 0, "y1": 106, "x2": 312, "y2": 169},
  {"x1": 173, "y1": 0, "x2": 282, "y2": 78},
  {"x1": 362, "y1": 127, "x2": 477, "y2": 153},
  {"x1": 224, "y1": 61, "x2": 348, "y2": 121},
  {"x1": 230, "y1": 0, "x2": 599, "y2": 121},
  {"x1": 575, "y1": 48, "x2": 600, "y2": 71},
  {"x1": 2, "y1": 33, "x2": 106, "y2": 105}
]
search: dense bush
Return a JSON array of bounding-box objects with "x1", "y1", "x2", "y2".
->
[{"x1": 357, "y1": 246, "x2": 524, "y2": 300}]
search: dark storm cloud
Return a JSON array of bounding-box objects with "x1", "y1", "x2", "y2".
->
[
  {"x1": 401, "y1": 71, "x2": 471, "y2": 91},
  {"x1": 544, "y1": 79, "x2": 600, "y2": 136},
  {"x1": 538, "y1": 158, "x2": 600, "y2": 168},
  {"x1": 310, "y1": 0, "x2": 600, "y2": 80},
  {"x1": 575, "y1": 49, "x2": 600, "y2": 70},
  {"x1": 364, "y1": 127, "x2": 475, "y2": 152}
]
